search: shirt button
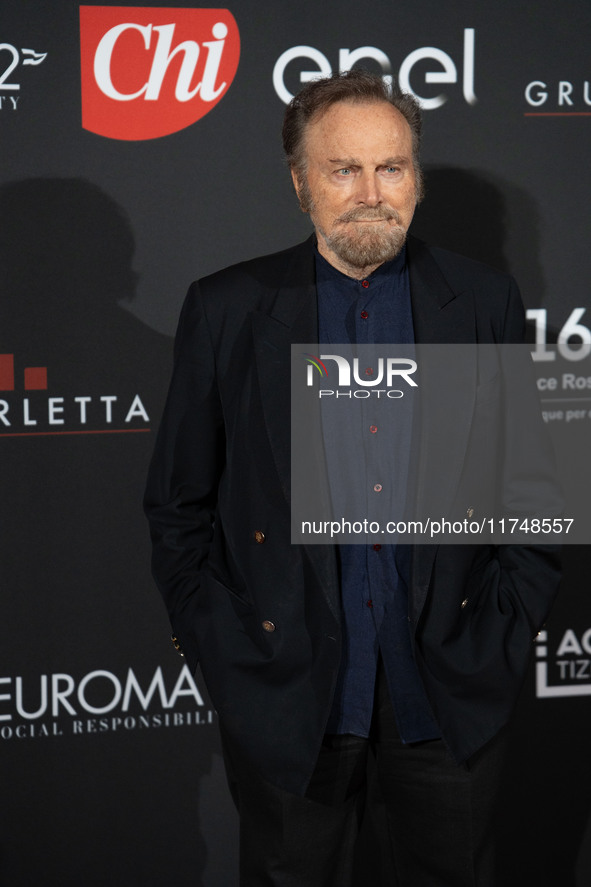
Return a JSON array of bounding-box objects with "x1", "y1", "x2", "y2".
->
[
  {"x1": 373, "y1": 544, "x2": 382, "y2": 552},
  {"x1": 366, "y1": 599, "x2": 373, "y2": 608},
  {"x1": 360, "y1": 310, "x2": 369, "y2": 319},
  {"x1": 261, "y1": 620, "x2": 276, "y2": 632},
  {"x1": 361, "y1": 280, "x2": 370, "y2": 288},
  {"x1": 373, "y1": 483, "x2": 382, "y2": 492},
  {"x1": 365, "y1": 367, "x2": 373, "y2": 376},
  {"x1": 254, "y1": 530, "x2": 265, "y2": 544},
  {"x1": 370, "y1": 425, "x2": 378, "y2": 434}
]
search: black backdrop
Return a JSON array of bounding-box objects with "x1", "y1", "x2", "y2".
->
[{"x1": 1, "y1": 2, "x2": 590, "y2": 885}]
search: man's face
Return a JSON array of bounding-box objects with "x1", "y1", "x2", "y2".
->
[{"x1": 292, "y1": 100, "x2": 418, "y2": 278}]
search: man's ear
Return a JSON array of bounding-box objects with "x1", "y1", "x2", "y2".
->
[{"x1": 290, "y1": 168, "x2": 308, "y2": 213}]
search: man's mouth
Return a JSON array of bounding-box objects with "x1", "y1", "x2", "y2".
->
[{"x1": 337, "y1": 209, "x2": 400, "y2": 225}]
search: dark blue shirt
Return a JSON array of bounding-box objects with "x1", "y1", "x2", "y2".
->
[{"x1": 315, "y1": 247, "x2": 440, "y2": 743}]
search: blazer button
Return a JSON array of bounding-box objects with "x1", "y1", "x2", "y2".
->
[
  {"x1": 460, "y1": 598, "x2": 468, "y2": 609},
  {"x1": 261, "y1": 620, "x2": 276, "y2": 632},
  {"x1": 466, "y1": 506, "x2": 475, "y2": 518},
  {"x1": 254, "y1": 530, "x2": 265, "y2": 544}
]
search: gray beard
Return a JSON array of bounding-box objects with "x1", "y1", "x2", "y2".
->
[
  {"x1": 314, "y1": 206, "x2": 407, "y2": 270},
  {"x1": 323, "y1": 222, "x2": 407, "y2": 268}
]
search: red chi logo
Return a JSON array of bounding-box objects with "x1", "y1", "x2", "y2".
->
[{"x1": 79, "y1": 6, "x2": 240, "y2": 140}]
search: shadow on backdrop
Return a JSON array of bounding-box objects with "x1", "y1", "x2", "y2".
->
[
  {"x1": 0, "y1": 179, "x2": 235, "y2": 887},
  {"x1": 412, "y1": 166, "x2": 555, "y2": 340}
]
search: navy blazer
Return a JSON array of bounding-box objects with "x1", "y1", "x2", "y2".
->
[{"x1": 144, "y1": 235, "x2": 561, "y2": 794}]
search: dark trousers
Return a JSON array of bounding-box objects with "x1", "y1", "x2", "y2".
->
[{"x1": 221, "y1": 662, "x2": 507, "y2": 887}]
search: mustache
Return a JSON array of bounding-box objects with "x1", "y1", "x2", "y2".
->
[{"x1": 336, "y1": 206, "x2": 402, "y2": 224}]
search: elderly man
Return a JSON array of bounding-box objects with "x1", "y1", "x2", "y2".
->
[{"x1": 145, "y1": 70, "x2": 560, "y2": 886}]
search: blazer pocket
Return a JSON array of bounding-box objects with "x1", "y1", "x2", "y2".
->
[
  {"x1": 204, "y1": 571, "x2": 255, "y2": 610},
  {"x1": 460, "y1": 555, "x2": 498, "y2": 613}
]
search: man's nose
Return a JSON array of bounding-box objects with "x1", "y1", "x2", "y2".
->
[{"x1": 355, "y1": 172, "x2": 383, "y2": 206}]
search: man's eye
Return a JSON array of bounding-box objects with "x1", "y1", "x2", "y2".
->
[
  {"x1": 385, "y1": 166, "x2": 400, "y2": 174},
  {"x1": 338, "y1": 168, "x2": 352, "y2": 175}
]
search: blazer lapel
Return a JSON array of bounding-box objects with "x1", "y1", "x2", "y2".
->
[
  {"x1": 251, "y1": 237, "x2": 318, "y2": 503},
  {"x1": 408, "y1": 236, "x2": 477, "y2": 344},
  {"x1": 406, "y1": 238, "x2": 479, "y2": 620},
  {"x1": 251, "y1": 237, "x2": 340, "y2": 617}
]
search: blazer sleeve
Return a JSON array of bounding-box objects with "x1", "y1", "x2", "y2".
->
[
  {"x1": 500, "y1": 274, "x2": 561, "y2": 623},
  {"x1": 472, "y1": 274, "x2": 561, "y2": 673},
  {"x1": 144, "y1": 282, "x2": 225, "y2": 672}
]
